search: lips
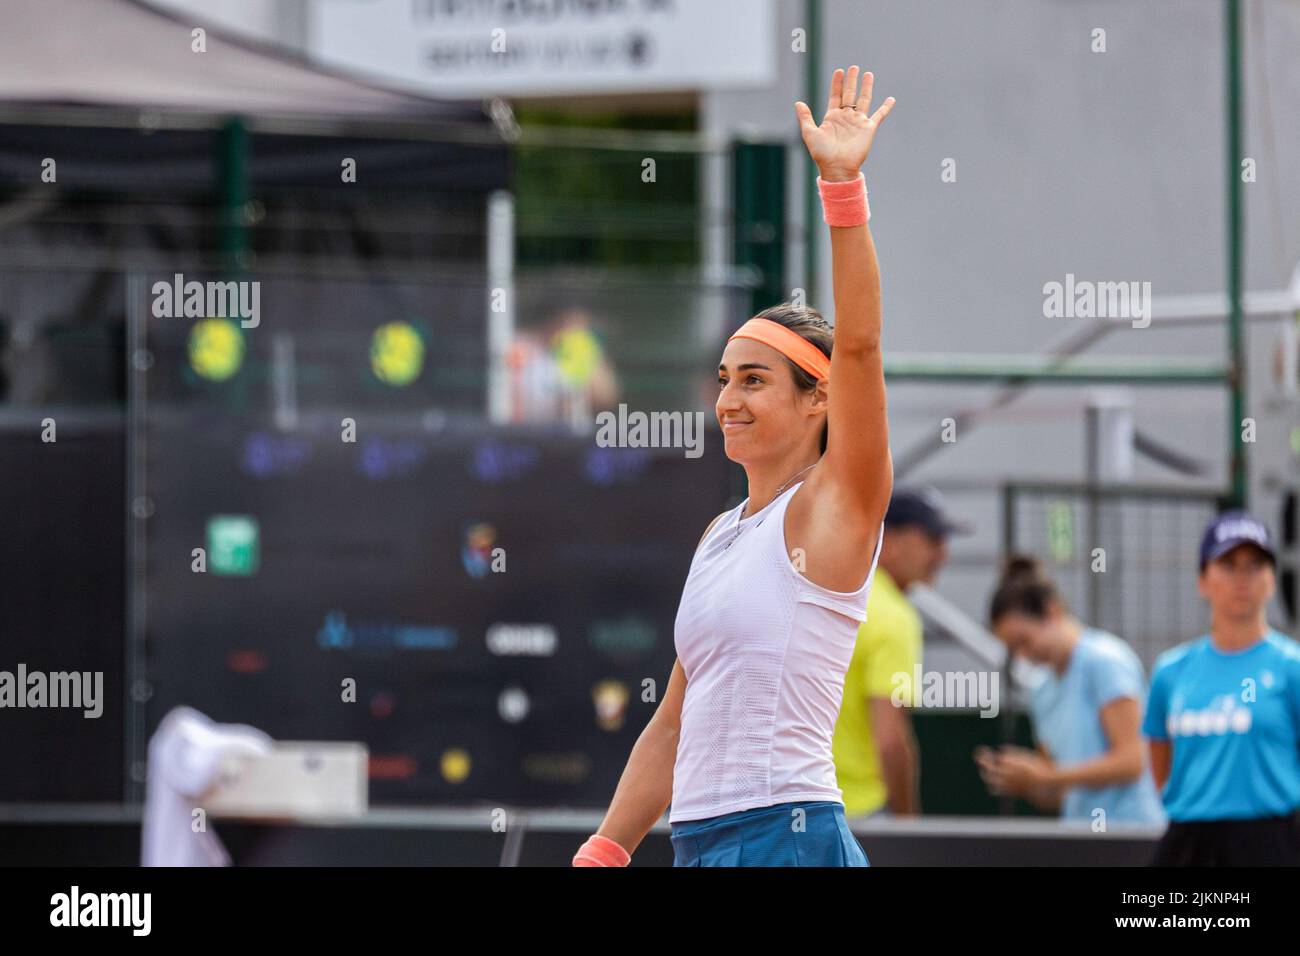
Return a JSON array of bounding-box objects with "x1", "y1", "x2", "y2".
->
[{"x1": 722, "y1": 421, "x2": 752, "y2": 432}]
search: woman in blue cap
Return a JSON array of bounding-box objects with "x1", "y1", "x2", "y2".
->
[{"x1": 1143, "y1": 511, "x2": 1300, "y2": 865}]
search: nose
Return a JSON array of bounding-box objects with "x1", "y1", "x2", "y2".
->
[{"x1": 716, "y1": 379, "x2": 743, "y2": 415}]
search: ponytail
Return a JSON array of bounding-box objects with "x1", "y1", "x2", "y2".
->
[{"x1": 988, "y1": 554, "x2": 1062, "y2": 625}]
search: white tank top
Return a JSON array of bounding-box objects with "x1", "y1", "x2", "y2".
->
[{"x1": 669, "y1": 481, "x2": 884, "y2": 823}]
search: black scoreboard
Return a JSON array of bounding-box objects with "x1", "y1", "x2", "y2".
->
[
  {"x1": 144, "y1": 422, "x2": 732, "y2": 805},
  {"x1": 1, "y1": 261, "x2": 735, "y2": 807},
  {"x1": 139, "y1": 272, "x2": 734, "y2": 806}
]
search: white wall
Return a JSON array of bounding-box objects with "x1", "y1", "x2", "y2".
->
[{"x1": 704, "y1": 0, "x2": 1300, "y2": 640}]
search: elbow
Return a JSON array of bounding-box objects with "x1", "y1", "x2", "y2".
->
[
  {"x1": 878, "y1": 456, "x2": 895, "y2": 505},
  {"x1": 650, "y1": 711, "x2": 680, "y2": 744},
  {"x1": 836, "y1": 337, "x2": 881, "y2": 357},
  {"x1": 876, "y1": 732, "x2": 914, "y2": 767},
  {"x1": 1114, "y1": 747, "x2": 1145, "y2": 783}
]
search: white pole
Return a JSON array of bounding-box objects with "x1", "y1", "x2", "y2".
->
[
  {"x1": 487, "y1": 190, "x2": 515, "y2": 424},
  {"x1": 1087, "y1": 389, "x2": 1136, "y2": 483},
  {"x1": 272, "y1": 332, "x2": 297, "y2": 431}
]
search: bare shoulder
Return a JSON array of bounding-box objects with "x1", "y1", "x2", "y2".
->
[
  {"x1": 697, "y1": 511, "x2": 727, "y2": 550},
  {"x1": 789, "y1": 466, "x2": 883, "y2": 535},
  {"x1": 784, "y1": 468, "x2": 885, "y2": 592}
]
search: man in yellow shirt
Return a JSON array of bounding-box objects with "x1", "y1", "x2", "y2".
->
[{"x1": 833, "y1": 488, "x2": 970, "y2": 818}]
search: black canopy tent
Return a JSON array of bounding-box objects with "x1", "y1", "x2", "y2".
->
[
  {"x1": 0, "y1": 0, "x2": 511, "y2": 273},
  {"x1": 0, "y1": 0, "x2": 512, "y2": 804}
]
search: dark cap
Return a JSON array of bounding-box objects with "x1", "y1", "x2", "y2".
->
[
  {"x1": 1199, "y1": 510, "x2": 1277, "y2": 570},
  {"x1": 884, "y1": 486, "x2": 973, "y2": 538}
]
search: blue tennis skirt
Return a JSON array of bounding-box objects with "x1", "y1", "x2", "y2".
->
[{"x1": 670, "y1": 800, "x2": 870, "y2": 867}]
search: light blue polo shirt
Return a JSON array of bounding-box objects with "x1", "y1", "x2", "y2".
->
[
  {"x1": 1030, "y1": 628, "x2": 1166, "y2": 824},
  {"x1": 1142, "y1": 630, "x2": 1300, "y2": 822}
]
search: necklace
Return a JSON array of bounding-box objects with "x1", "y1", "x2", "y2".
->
[{"x1": 724, "y1": 462, "x2": 817, "y2": 550}]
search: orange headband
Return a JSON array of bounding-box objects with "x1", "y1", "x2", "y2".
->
[{"x1": 727, "y1": 318, "x2": 830, "y2": 381}]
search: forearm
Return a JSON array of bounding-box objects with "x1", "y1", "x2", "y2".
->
[
  {"x1": 1050, "y1": 748, "x2": 1143, "y2": 792},
  {"x1": 826, "y1": 217, "x2": 883, "y2": 353},
  {"x1": 594, "y1": 717, "x2": 678, "y2": 854},
  {"x1": 879, "y1": 735, "x2": 920, "y2": 815},
  {"x1": 1147, "y1": 740, "x2": 1171, "y2": 791}
]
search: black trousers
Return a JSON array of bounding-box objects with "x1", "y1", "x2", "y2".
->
[{"x1": 1151, "y1": 812, "x2": 1300, "y2": 866}]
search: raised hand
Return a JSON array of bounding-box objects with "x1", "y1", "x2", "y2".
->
[{"x1": 794, "y1": 66, "x2": 895, "y2": 182}]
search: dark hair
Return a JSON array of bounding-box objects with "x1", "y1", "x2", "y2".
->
[
  {"x1": 751, "y1": 302, "x2": 833, "y2": 454},
  {"x1": 988, "y1": 555, "x2": 1064, "y2": 625}
]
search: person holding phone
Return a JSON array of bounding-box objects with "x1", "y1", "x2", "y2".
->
[{"x1": 976, "y1": 556, "x2": 1165, "y2": 826}]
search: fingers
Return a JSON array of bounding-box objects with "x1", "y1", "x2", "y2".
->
[
  {"x1": 869, "y1": 96, "x2": 896, "y2": 126},
  {"x1": 841, "y1": 65, "x2": 860, "y2": 108},
  {"x1": 824, "y1": 68, "x2": 843, "y2": 116},
  {"x1": 978, "y1": 765, "x2": 1007, "y2": 792},
  {"x1": 856, "y1": 71, "x2": 873, "y2": 112},
  {"x1": 794, "y1": 100, "x2": 816, "y2": 135},
  {"x1": 826, "y1": 65, "x2": 894, "y2": 128}
]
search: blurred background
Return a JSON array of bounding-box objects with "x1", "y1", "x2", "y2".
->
[{"x1": 0, "y1": 0, "x2": 1297, "y2": 864}]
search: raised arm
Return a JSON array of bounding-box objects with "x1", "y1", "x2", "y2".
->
[{"x1": 795, "y1": 66, "x2": 895, "y2": 524}]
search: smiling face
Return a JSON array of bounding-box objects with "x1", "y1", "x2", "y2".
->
[
  {"x1": 716, "y1": 337, "x2": 825, "y2": 465},
  {"x1": 1198, "y1": 544, "x2": 1276, "y2": 619}
]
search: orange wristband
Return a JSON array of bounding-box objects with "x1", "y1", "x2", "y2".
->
[
  {"x1": 817, "y1": 171, "x2": 870, "y2": 226},
  {"x1": 572, "y1": 833, "x2": 631, "y2": 867}
]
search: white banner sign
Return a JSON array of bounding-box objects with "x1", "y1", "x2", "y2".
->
[{"x1": 309, "y1": 0, "x2": 775, "y2": 98}]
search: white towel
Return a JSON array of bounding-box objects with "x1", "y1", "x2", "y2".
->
[{"x1": 141, "y1": 706, "x2": 273, "y2": 867}]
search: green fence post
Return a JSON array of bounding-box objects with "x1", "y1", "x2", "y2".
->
[
  {"x1": 219, "y1": 117, "x2": 250, "y2": 272},
  {"x1": 1225, "y1": 0, "x2": 1247, "y2": 508},
  {"x1": 732, "y1": 141, "x2": 787, "y2": 317}
]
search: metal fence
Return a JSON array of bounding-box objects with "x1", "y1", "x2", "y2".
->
[{"x1": 1002, "y1": 482, "x2": 1227, "y2": 673}]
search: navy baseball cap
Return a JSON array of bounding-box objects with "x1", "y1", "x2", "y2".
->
[
  {"x1": 884, "y1": 486, "x2": 973, "y2": 538},
  {"x1": 1199, "y1": 510, "x2": 1277, "y2": 570}
]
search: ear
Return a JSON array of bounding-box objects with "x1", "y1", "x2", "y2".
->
[{"x1": 809, "y1": 378, "x2": 830, "y2": 414}]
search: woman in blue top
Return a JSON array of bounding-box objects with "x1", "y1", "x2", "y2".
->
[
  {"x1": 1142, "y1": 511, "x2": 1300, "y2": 866},
  {"x1": 975, "y1": 556, "x2": 1165, "y2": 825}
]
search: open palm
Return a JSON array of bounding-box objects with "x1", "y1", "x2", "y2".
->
[{"x1": 795, "y1": 66, "x2": 895, "y2": 181}]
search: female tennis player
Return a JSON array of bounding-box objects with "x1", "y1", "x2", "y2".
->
[
  {"x1": 975, "y1": 556, "x2": 1165, "y2": 825},
  {"x1": 572, "y1": 65, "x2": 895, "y2": 867},
  {"x1": 1143, "y1": 511, "x2": 1300, "y2": 865}
]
